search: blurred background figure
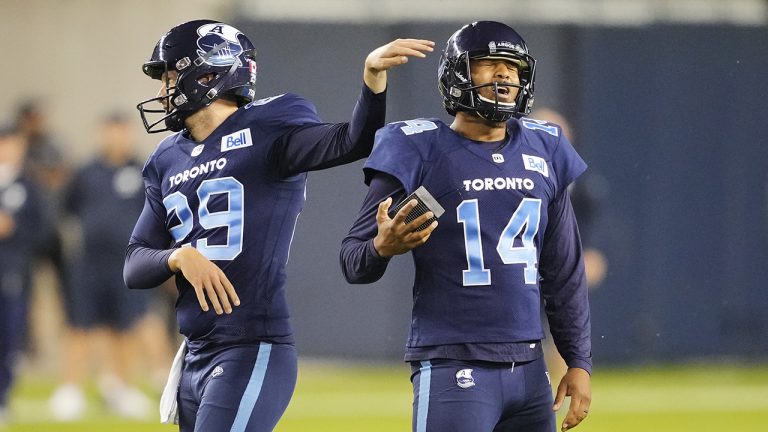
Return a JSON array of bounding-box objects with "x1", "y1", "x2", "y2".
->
[
  {"x1": 47, "y1": 112, "x2": 173, "y2": 421},
  {"x1": 530, "y1": 107, "x2": 607, "y2": 286},
  {"x1": 0, "y1": 123, "x2": 44, "y2": 426},
  {"x1": 15, "y1": 99, "x2": 71, "y2": 317},
  {"x1": 529, "y1": 107, "x2": 608, "y2": 385}
]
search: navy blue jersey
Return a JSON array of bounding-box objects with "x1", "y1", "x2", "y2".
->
[
  {"x1": 342, "y1": 118, "x2": 591, "y2": 371},
  {"x1": 0, "y1": 174, "x2": 44, "y2": 275},
  {"x1": 126, "y1": 86, "x2": 385, "y2": 348},
  {"x1": 0, "y1": 173, "x2": 44, "y2": 411},
  {"x1": 66, "y1": 159, "x2": 145, "y2": 260}
]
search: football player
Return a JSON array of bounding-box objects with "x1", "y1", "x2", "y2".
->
[
  {"x1": 123, "y1": 19, "x2": 433, "y2": 432},
  {"x1": 340, "y1": 21, "x2": 592, "y2": 432}
]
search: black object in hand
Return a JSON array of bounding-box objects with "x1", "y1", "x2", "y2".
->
[{"x1": 388, "y1": 186, "x2": 446, "y2": 231}]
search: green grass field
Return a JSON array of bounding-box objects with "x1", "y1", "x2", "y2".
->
[{"x1": 3, "y1": 362, "x2": 766, "y2": 431}]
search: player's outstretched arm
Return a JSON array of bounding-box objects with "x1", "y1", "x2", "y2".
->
[
  {"x1": 373, "y1": 197, "x2": 437, "y2": 257},
  {"x1": 553, "y1": 367, "x2": 591, "y2": 431},
  {"x1": 271, "y1": 39, "x2": 432, "y2": 176},
  {"x1": 363, "y1": 38, "x2": 435, "y2": 94},
  {"x1": 168, "y1": 247, "x2": 240, "y2": 315}
]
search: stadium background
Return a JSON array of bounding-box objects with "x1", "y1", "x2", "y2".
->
[{"x1": 0, "y1": 0, "x2": 766, "y2": 430}]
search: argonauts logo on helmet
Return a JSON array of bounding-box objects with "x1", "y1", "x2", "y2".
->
[
  {"x1": 195, "y1": 23, "x2": 244, "y2": 66},
  {"x1": 495, "y1": 41, "x2": 524, "y2": 53}
]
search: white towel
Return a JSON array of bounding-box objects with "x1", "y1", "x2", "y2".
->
[{"x1": 160, "y1": 340, "x2": 187, "y2": 424}]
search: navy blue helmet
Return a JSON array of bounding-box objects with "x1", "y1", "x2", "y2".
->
[
  {"x1": 438, "y1": 21, "x2": 536, "y2": 122},
  {"x1": 137, "y1": 20, "x2": 258, "y2": 133}
]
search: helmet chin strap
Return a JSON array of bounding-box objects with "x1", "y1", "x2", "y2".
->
[
  {"x1": 476, "y1": 82, "x2": 517, "y2": 106},
  {"x1": 473, "y1": 82, "x2": 517, "y2": 123}
]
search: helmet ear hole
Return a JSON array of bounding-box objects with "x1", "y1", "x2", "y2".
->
[{"x1": 196, "y1": 73, "x2": 218, "y2": 86}]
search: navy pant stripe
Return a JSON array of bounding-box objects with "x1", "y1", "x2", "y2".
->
[{"x1": 229, "y1": 342, "x2": 272, "y2": 432}]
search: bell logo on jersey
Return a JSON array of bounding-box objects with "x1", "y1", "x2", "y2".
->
[
  {"x1": 522, "y1": 154, "x2": 549, "y2": 177},
  {"x1": 221, "y1": 128, "x2": 253, "y2": 152},
  {"x1": 455, "y1": 369, "x2": 476, "y2": 389},
  {"x1": 212, "y1": 366, "x2": 224, "y2": 378}
]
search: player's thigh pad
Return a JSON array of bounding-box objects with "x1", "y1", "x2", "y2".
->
[{"x1": 179, "y1": 342, "x2": 297, "y2": 432}]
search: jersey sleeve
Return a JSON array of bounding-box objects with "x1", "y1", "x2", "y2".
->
[
  {"x1": 362, "y1": 121, "x2": 427, "y2": 193},
  {"x1": 551, "y1": 132, "x2": 587, "y2": 196},
  {"x1": 266, "y1": 85, "x2": 387, "y2": 177},
  {"x1": 251, "y1": 93, "x2": 323, "y2": 130},
  {"x1": 539, "y1": 188, "x2": 592, "y2": 373},
  {"x1": 340, "y1": 172, "x2": 406, "y2": 284},
  {"x1": 134, "y1": 148, "x2": 171, "y2": 250},
  {"x1": 123, "y1": 152, "x2": 176, "y2": 290}
]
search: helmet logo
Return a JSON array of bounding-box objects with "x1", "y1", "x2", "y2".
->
[
  {"x1": 488, "y1": 41, "x2": 497, "y2": 53},
  {"x1": 495, "y1": 41, "x2": 525, "y2": 53},
  {"x1": 196, "y1": 23, "x2": 244, "y2": 66}
]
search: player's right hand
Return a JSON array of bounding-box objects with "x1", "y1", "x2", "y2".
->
[
  {"x1": 168, "y1": 247, "x2": 241, "y2": 315},
  {"x1": 553, "y1": 367, "x2": 591, "y2": 431},
  {"x1": 372, "y1": 197, "x2": 438, "y2": 257}
]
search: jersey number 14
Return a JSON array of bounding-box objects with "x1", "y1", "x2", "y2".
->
[{"x1": 457, "y1": 198, "x2": 541, "y2": 286}]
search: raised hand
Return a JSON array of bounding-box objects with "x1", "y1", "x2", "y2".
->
[{"x1": 364, "y1": 38, "x2": 435, "y2": 93}]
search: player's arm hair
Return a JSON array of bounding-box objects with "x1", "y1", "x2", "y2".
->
[{"x1": 340, "y1": 172, "x2": 404, "y2": 284}]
